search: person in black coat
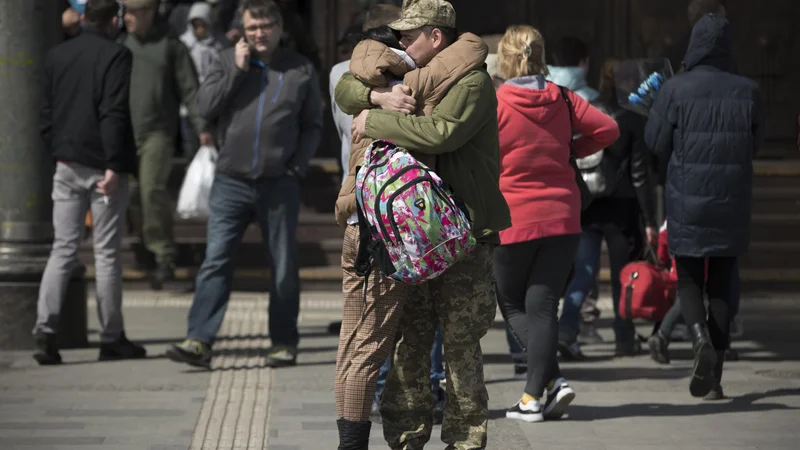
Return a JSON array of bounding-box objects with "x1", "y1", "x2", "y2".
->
[{"x1": 645, "y1": 13, "x2": 764, "y2": 399}]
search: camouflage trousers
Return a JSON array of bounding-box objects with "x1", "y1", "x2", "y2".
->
[{"x1": 381, "y1": 244, "x2": 497, "y2": 450}]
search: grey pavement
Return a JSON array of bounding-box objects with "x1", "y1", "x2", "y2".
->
[{"x1": 0, "y1": 288, "x2": 799, "y2": 449}]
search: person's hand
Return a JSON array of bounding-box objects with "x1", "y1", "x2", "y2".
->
[
  {"x1": 645, "y1": 226, "x2": 659, "y2": 248},
  {"x1": 199, "y1": 132, "x2": 215, "y2": 147},
  {"x1": 62, "y1": 8, "x2": 81, "y2": 36},
  {"x1": 353, "y1": 109, "x2": 370, "y2": 142},
  {"x1": 96, "y1": 170, "x2": 120, "y2": 196},
  {"x1": 226, "y1": 28, "x2": 241, "y2": 43},
  {"x1": 234, "y1": 38, "x2": 250, "y2": 71},
  {"x1": 370, "y1": 84, "x2": 415, "y2": 114}
]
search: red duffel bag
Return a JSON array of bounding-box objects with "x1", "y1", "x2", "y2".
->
[{"x1": 618, "y1": 261, "x2": 672, "y2": 322}]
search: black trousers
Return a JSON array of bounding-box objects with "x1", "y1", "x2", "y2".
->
[
  {"x1": 494, "y1": 234, "x2": 580, "y2": 397},
  {"x1": 674, "y1": 256, "x2": 736, "y2": 350}
]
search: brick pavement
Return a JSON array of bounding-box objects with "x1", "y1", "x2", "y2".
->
[{"x1": 0, "y1": 289, "x2": 799, "y2": 449}]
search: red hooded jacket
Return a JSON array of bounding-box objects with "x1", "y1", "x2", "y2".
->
[{"x1": 496, "y1": 80, "x2": 620, "y2": 244}]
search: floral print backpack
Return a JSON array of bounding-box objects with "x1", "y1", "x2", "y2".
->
[{"x1": 354, "y1": 140, "x2": 475, "y2": 285}]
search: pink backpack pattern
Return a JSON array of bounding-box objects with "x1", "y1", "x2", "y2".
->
[{"x1": 355, "y1": 140, "x2": 476, "y2": 285}]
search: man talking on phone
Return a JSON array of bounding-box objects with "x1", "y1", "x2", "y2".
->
[{"x1": 166, "y1": 0, "x2": 323, "y2": 369}]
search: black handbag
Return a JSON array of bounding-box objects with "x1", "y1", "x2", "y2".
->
[{"x1": 559, "y1": 86, "x2": 594, "y2": 211}]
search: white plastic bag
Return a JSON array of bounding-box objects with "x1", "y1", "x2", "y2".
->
[{"x1": 177, "y1": 145, "x2": 218, "y2": 219}]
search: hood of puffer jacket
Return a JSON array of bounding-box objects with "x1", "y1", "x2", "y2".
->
[
  {"x1": 349, "y1": 40, "x2": 416, "y2": 87},
  {"x1": 684, "y1": 13, "x2": 736, "y2": 72},
  {"x1": 545, "y1": 65, "x2": 599, "y2": 103}
]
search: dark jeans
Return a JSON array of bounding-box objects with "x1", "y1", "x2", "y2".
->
[
  {"x1": 187, "y1": 173, "x2": 300, "y2": 347},
  {"x1": 659, "y1": 259, "x2": 741, "y2": 339},
  {"x1": 675, "y1": 256, "x2": 736, "y2": 350},
  {"x1": 375, "y1": 327, "x2": 444, "y2": 404},
  {"x1": 561, "y1": 223, "x2": 636, "y2": 344},
  {"x1": 495, "y1": 234, "x2": 580, "y2": 397},
  {"x1": 180, "y1": 116, "x2": 199, "y2": 160}
]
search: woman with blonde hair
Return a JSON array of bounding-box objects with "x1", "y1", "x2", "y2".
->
[{"x1": 494, "y1": 25, "x2": 619, "y2": 422}]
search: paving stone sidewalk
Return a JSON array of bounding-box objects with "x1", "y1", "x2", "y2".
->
[{"x1": 1, "y1": 289, "x2": 799, "y2": 449}]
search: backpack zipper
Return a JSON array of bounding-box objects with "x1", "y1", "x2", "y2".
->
[{"x1": 372, "y1": 165, "x2": 429, "y2": 242}]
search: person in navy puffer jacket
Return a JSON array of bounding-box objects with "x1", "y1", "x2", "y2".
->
[{"x1": 645, "y1": 13, "x2": 764, "y2": 399}]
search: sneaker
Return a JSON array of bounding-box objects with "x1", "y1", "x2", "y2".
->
[
  {"x1": 543, "y1": 378, "x2": 575, "y2": 420},
  {"x1": 506, "y1": 399, "x2": 543, "y2": 423},
  {"x1": 578, "y1": 322, "x2": 604, "y2": 345},
  {"x1": 265, "y1": 347, "x2": 297, "y2": 367},
  {"x1": 724, "y1": 348, "x2": 739, "y2": 362},
  {"x1": 369, "y1": 400, "x2": 382, "y2": 424},
  {"x1": 99, "y1": 333, "x2": 147, "y2": 361},
  {"x1": 166, "y1": 339, "x2": 211, "y2": 369},
  {"x1": 648, "y1": 332, "x2": 670, "y2": 365},
  {"x1": 558, "y1": 340, "x2": 585, "y2": 361},
  {"x1": 32, "y1": 331, "x2": 62, "y2": 365}
]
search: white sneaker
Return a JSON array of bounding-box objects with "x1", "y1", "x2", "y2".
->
[
  {"x1": 543, "y1": 378, "x2": 575, "y2": 420},
  {"x1": 506, "y1": 399, "x2": 544, "y2": 423}
]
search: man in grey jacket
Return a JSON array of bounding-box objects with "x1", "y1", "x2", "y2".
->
[{"x1": 166, "y1": 0, "x2": 323, "y2": 369}]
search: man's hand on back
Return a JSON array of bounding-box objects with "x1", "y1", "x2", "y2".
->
[
  {"x1": 353, "y1": 110, "x2": 369, "y2": 142},
  {"x1": 370, "y1": 84, "x2": 416, "y2": 115}
]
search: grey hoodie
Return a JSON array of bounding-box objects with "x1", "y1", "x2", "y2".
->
[{"x1": 197, "y1": 48, "x2": 323, "y2": 178}]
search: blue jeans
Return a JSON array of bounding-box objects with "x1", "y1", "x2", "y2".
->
[
  {"x1": 180, "y1": 116, "x2": 199, "y2": 160},
  {"x1": 560, "y1": 226, "x2": 636, "y2": 344},
  {"x1": 506, "y1": 326, "x2": 525, "y2": 363},
  {"x1": 187, "y1": 173, "x2": 300, "y2": 347},
  {"x1": 375, "y1": 328, "x2": 445, "y2": 403}
]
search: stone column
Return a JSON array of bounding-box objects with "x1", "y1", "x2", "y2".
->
[{"x1": 0, "y1": 0, "x2": 88, "y2": 349}]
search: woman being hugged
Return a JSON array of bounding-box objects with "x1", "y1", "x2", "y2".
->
[{"x1": 494, "y1": 25, "x2": 619, "y2": 423}]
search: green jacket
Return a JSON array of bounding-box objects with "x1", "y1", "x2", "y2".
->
[
  {"x1": 123, "y1": 24, "x2": 205, "y2": 142},
  {"x1": 335, "y1": 69, "x2": 511, "y2": 243}
]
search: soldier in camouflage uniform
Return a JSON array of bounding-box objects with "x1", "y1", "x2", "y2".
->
[{"x1": 337, "y1": 1, "x2": 511, "y2": 448}]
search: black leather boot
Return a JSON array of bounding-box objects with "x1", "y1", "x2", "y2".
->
[
  {"x1": 689, "y1": 323, "x2": 717, "y2": 398},
  {"x1": 703, "y1": 351, "x2": 726, "y2": 400},
  {"x1": 337, "y1": 418, "x2": 372, "y2": 450}
]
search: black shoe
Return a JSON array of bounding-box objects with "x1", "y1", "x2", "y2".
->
[
  {"x1": 166, "y1": 339, "x2": 212, "y2": 369},
  {"x1": 98, "y1": 333, "x2": 147, "y2": 361},
  {"x1": 506, "y1": 399, "x2": 544, "y2": 423},
  {"x1": 336, "y1": 418, "x2": 371, "y2": 450},
  {"x1": 265, "y1": 347, "x2": 297, "y2": 367},
  {"x1": 648, "y1": 331, "x2": 671, "y2": 365},
  {"x1": 558, "y1": 340, "x2": 585, "y2": 361},
  {"x1": 150, "y1": 263, "x2": 175, "y2": 291},
  {"x1": 328, "y1": 321, "x2": 342, "y2": 335},
  {"x1": 689, "y1": 323, "x2": 717, "y2": 398},
  {"x1": 33, "y1": 331, "x2": 62, "y2": 365},
  {"x1": 704, "y1": 350, "x2": 726, "y2": 400},
  {"x1": 615, "y1": 340, "x2": 642, "y2": 357}
]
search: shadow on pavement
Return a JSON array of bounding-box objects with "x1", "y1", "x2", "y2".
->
[
  {"x1": 564, "y1": 387, "x2": 800, "y2": 421},
  {"x1": 487, "y1": 388, "x2": 800, "y2": 421}
]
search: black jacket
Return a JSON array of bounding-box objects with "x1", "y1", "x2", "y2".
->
[
  {"x1": 40, "y1": 28, "x2": 137, "y2": 174},
  {"x1": 645, "y1": 15, "x2": 764, "y2": 257},
  {"x1": 597, "y1": 104, "x2": 657, "y2": 228}
]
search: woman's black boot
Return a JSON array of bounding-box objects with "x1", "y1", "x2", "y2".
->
[
  {"x1": 689, "y1": 323, "x2": 717, "y2": 398},
  {"x1": 703, "y1": 351, "x2": 726, "y2": 400},
  {"x1": 337, "y1": 418, "x2": 372, "y2": 450}
]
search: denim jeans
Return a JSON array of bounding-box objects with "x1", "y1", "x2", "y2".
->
[
  {"x1": 186, "y1": 173, "x2": 300, "y2": 347},
  {"x1": 560, "y1": 226, "x2": 636, "y2": 344},
  {"x1": 375, "y1": 327, "x2": 445, "y2": 403},
  {"x1": 506, "y1": 325, "x2": 525, "y2": 364}
]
